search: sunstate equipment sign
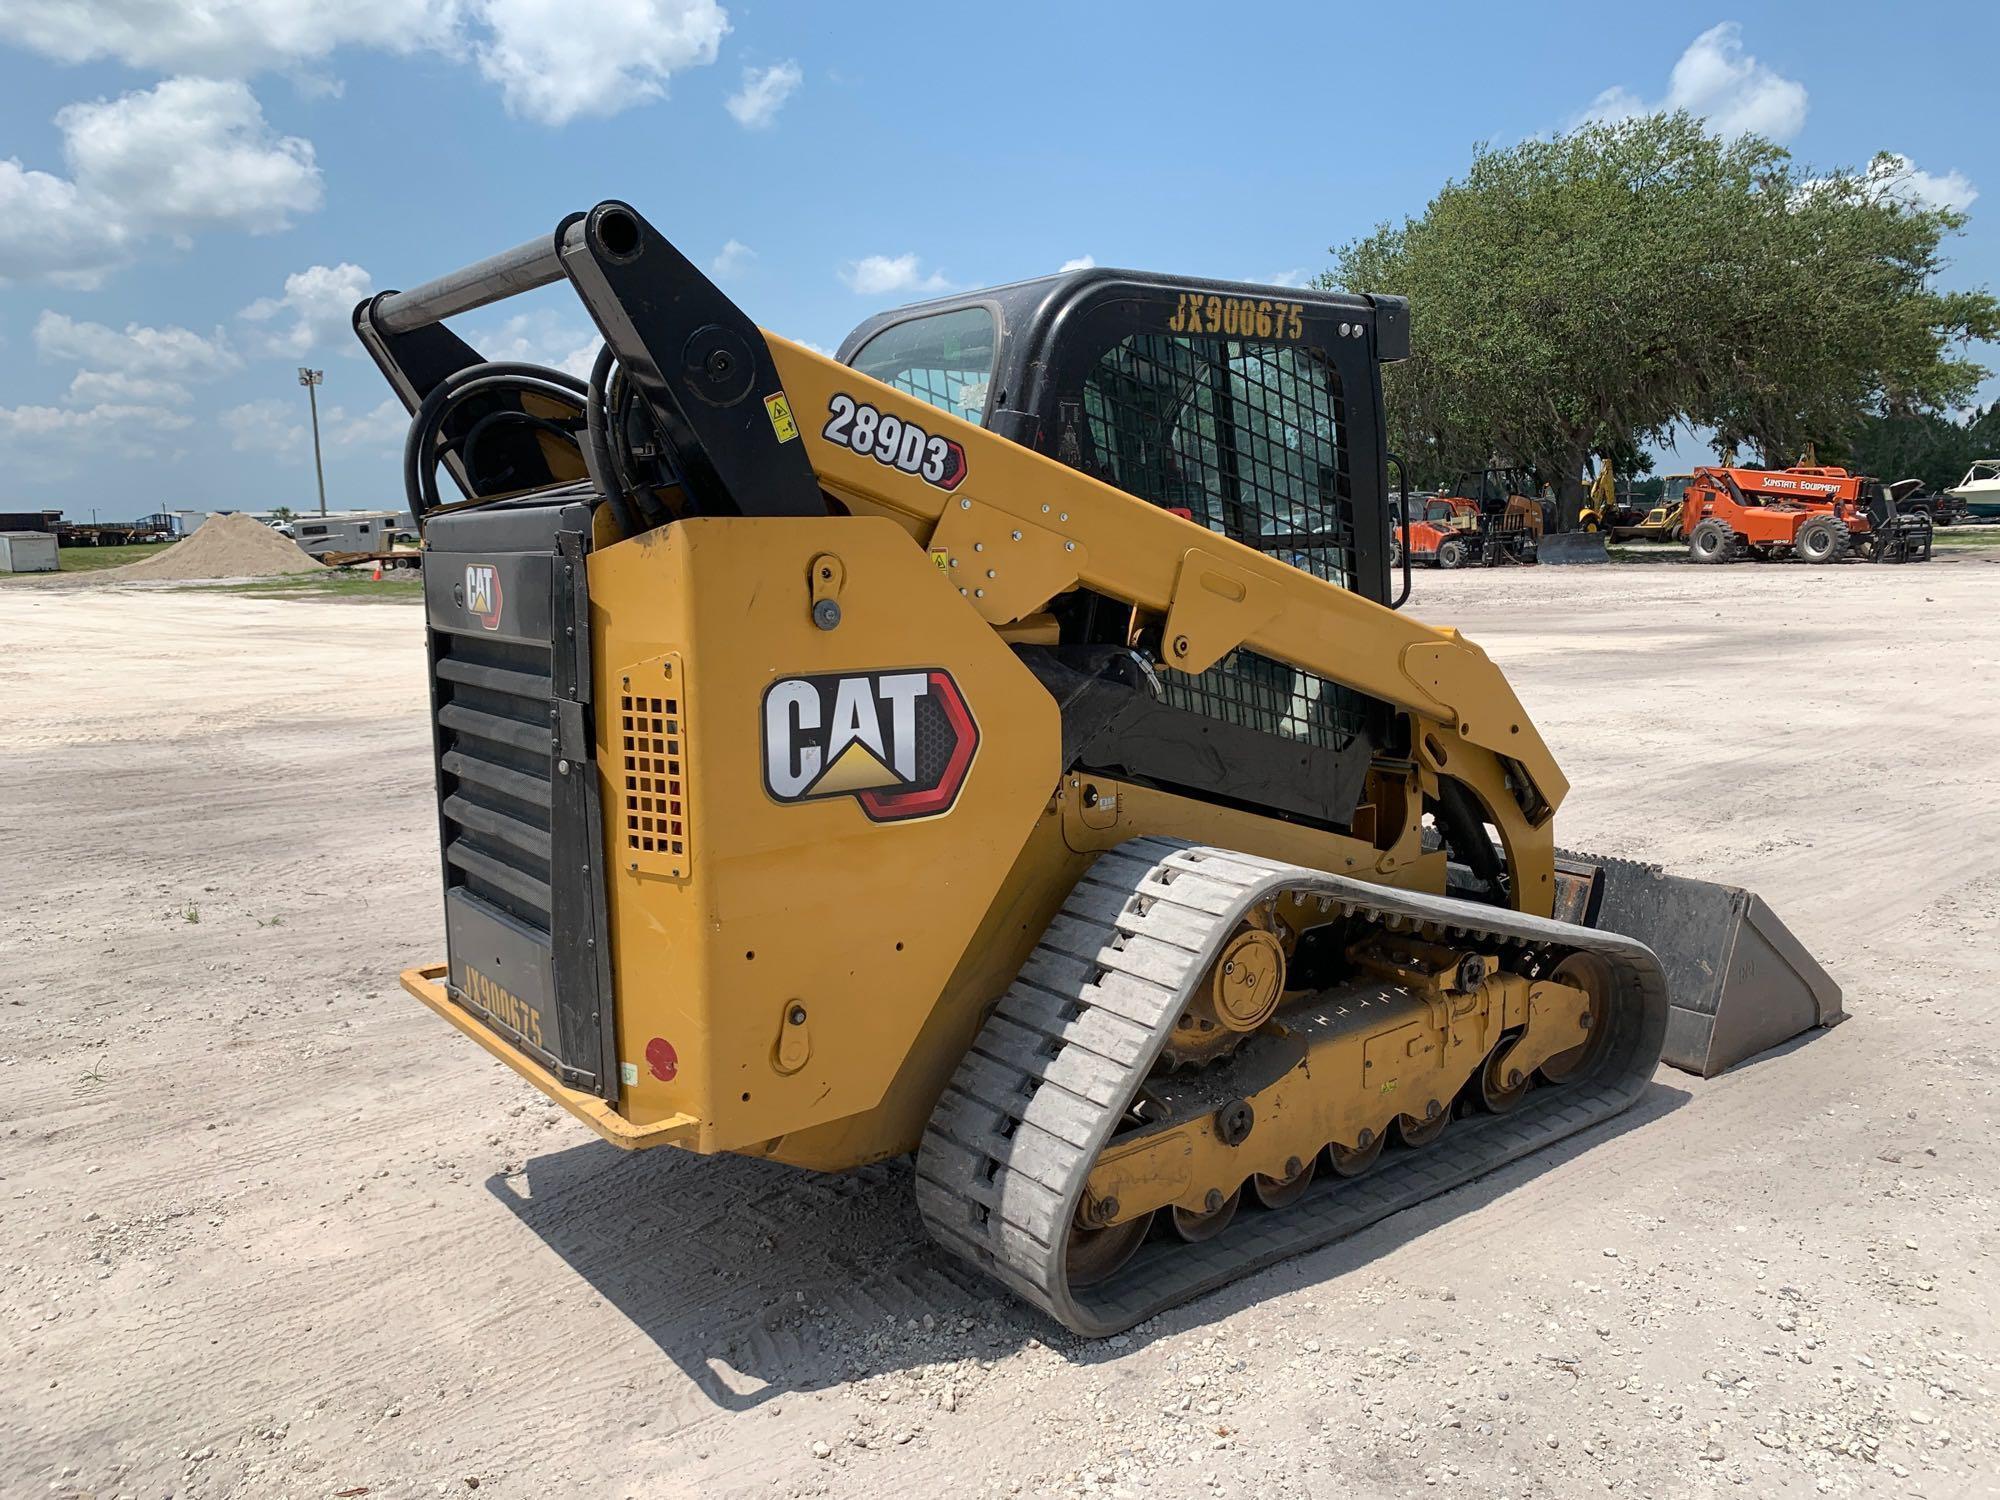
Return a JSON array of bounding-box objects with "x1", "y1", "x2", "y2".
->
[{"x1": 761, "y1": 668, "x2": 978, "y2": 822}]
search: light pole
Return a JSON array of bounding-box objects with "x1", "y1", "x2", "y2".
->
[{"x1": 297, "y1": 367, "x2": 328, "y2": 516}]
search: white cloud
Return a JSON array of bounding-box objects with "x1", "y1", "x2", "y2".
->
[
  {"x1": 222, "y1": 396, "x2": 304, "y2": 456},
  {"x1": 0, "y1": 0, "x2": 461, "y2": 75},
  {"x1": 68, "y1": 369, "x2": 196, "y2": 405},
  {"x1": 0, "y1": 401, "x2": 190, "y2": 435},
  {"x1": 468, "y1": 308, "x2": 601, "y2": 379},
  {"x1": 840, "y1": 253, "x2": 951, "y2": 298},
  {"x1": 3, "y1": 313, "x2": 234, "y2": 464},
  {"x1": 1795, "y1": 152, "x2": 1981, "y2": 216},
  {"x1": 1577, "y1": 23, "x2": 1808, "y2": 143},
  {"x1": 31, "y1": 308, "x2": 242, "y2": 412},
  {"x1": 725, "y1": 60, "x2": 801, "y2": 129},
  {"x1": 1579, "y1": 87, "x2": 1642, "y2": 125},
  {"x1": 1264, "y1": 268, "x2": 1309, "y2": 288},
  {"x1": 711, "y1": 238, "x2": 755, "y2": 280},
  {"x1": 332, "y1": 397, "x2": 407, "y2": 449},
  {"x1": 6, "y1": 284, "x2": 248, "y2": 469},
  {"x1": 0, "y1": 77, "x2": 322, "y2": 286},
  {"x1": 0, "y1": 158, "x2": 132, "y2": 288},
  {"x1": 1864, "y1": 153, "x2": 1978, "y2": 213},
  {"x1": 287, "y1": 70, "x2": 348, "y2": 101},
  {"x1": 0, "y1": 400, "x2": 193, "y2": 464},
  {"x1": 241, "y1": 261, "x2": 374, "y2": 356},
  {"x1": 0, "y1": 2, "x2": 729, "y2": 129},
  {"x1": 34, "y1": 311, "x2": 241, "y2": 382},
  {"x1": 1059, "y1": 255, "x2": 1096, "y2": 272},
  {"x1": 58, "y1": 77, "x2": 322, "y2": 234},
  {"x1": 224, "y1": 393, "x2": 405, "y2": 458},
  {"x1": 475, "y1": 0, "x2": 731, "y2": 125}
]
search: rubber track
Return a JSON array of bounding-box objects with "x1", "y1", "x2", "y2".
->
[{"x1": 915, "y1": 837, "x2": 1671, "y2": 1336}]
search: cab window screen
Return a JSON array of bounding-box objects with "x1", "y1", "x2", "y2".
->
[
  {"x1": 851, "y1": 307, "x2": 997, "y2": 427},
  {"x1": 1079, "y1": 332, "x2": 1364, "y2": 751},
  {"x1": 1080, "y1": 335, "x2": 1353, "y2": 589}
]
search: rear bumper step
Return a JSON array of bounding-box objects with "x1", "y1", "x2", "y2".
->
[{"x1": 401, "y1": 964, "x2": 698, "y2": 1150}]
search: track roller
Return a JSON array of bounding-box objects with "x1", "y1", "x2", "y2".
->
[
  {"x1": 1394, "y1": 1105, "x2": 1451, "y2": 1149},
  {"x1": 1478, "y1": 1032, "x2": 1535, "y2": 1112},
  {"x1": 1326, "y1": 1132, "x2": 1385, "y2": 1178},
  {"x1": 1251, "y1": 1156, "x2": 1317, "y2": 1210},
  {"x1": 1066, "y1": 1210, "x2": 1154, "y2": 1289},
  {"x1": 1171, "y1": 1187, "x2": 1241, "y2": 1242}
]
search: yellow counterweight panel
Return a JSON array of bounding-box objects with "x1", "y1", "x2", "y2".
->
[
  {"x1": 587, "y1": 516, "x2": 1058, "y2": 1156},
  {"x1": 770, "y1": 809, "x2": 1091, "y2": 1171}
]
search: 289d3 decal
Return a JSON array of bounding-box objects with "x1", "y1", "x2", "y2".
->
[{"x1": 822, "y1": 394, "x2": 968, "y2": 491}]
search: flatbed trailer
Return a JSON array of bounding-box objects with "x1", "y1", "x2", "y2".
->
[
  {"x1": 54, "y1": 520, "x2": 175, "y2": 547},
  {"x1": 316, "y1": 549, "x2": 423, "y2": 570}
]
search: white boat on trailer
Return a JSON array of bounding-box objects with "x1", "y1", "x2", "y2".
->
[{"x1": 1946, "y1": 459, "x2": 2000, "y2": 520}]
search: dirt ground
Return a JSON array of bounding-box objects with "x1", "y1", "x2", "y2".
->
[{"x1": 4, "y1": 549, "x2": 1997, "y2": 1500}]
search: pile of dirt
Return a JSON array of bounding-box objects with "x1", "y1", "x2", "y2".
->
[{"x1": 107, "y1": 513, "x2": 325, "y2": 581}]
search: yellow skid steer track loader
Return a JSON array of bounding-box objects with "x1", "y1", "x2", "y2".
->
[{"x1": 355, "y1": 201, "x2": 1839, "y2": 1335}]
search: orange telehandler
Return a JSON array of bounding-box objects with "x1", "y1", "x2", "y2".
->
[
  {"x1": 1681, "y1": 465, "x2": 1932, "y2": 564},
  {"x1": 1390, "y1": 493, "x2": 1486, "y2": 568},
  {"x1": 1390, "y1": 469, "x2": 1544, "y2": 568}
]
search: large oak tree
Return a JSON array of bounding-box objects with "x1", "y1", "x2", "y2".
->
[{"x1": 1324, "y1": 113, "x2": 1998, "y2": 515}]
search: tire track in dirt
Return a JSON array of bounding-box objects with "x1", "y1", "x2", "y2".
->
[{"x1": 6, "y1": 569, "x2": 2000, "y2": 1500}]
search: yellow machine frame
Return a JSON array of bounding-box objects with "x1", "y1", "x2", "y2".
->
[{"x1": 406, "y1": 334, "x2": 1565, "y2": 1173}]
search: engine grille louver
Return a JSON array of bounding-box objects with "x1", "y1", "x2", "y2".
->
[{"x1": 434, "y1": 634, "x2": 554, "y2": 933}]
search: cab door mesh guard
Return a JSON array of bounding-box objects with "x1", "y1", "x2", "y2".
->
[{"x1": 1080, "y1": 335, "x2": 1366, "y2": 750}]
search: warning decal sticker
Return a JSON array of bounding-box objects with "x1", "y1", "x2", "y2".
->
[{"x1": 765, "y1": 391, "x2": 800, "y2": 443}]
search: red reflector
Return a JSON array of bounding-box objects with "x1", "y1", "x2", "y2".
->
[
  {"x1": 645, "y1": 1037, "x2": 678, "y2": 1082},
  {"x1": 1168, "y1": 506, "x2": 1193, "y2": 520}
]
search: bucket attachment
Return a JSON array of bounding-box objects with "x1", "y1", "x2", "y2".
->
[
  {"x1": 1557, "y1": 850, "x2": 1843, "y2": 1076},
  {"x1": 1538, "y1": 532, "x2": 1610, "y2": 564}
]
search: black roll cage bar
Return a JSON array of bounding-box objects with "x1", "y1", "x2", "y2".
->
[{"x1": 352, "y1": 200, "x2": 825, "y2": 527}]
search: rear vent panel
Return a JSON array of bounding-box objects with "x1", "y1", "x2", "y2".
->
[
  {"x1": 618, "y1": 652, "x2": 689, "y2": 879},
  {"x1": 419, "y1": 505, "x2": 616, "y2": 1100}
]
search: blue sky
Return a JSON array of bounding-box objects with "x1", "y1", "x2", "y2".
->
[{"x1": 2, "y1": 1, "x2": 1995, "y2": 519}]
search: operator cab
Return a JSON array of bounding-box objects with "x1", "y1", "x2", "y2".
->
[
  {"x1": 838, "y1": 270, "x2": 1412, "y2": 829},
  {"x1": 838, "y1": 270, "x2": 1409, "y2": 608},
  {"x1": 1447, "y1": 467, "x2": 1538, "y2": 515}
]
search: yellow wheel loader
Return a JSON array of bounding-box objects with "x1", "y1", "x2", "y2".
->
[
  {"x1": 355, "y1": 202, "x2": 1839, "y2": 1335},
  {"x1": 1613, "y1": 474, "x2": 1693, "y2": 541}
]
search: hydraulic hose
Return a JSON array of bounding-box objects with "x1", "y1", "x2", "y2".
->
[
  {"x1": 584, "y1": 344, "x2": 646, "y2": 534},
  {"x1": 402, "y1": 362, "x2": 590, "y2": 525}
]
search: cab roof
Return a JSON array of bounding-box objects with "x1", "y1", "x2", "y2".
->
[{"x1": 836, "y1": 266, "x2": 1409, "y2": 367}]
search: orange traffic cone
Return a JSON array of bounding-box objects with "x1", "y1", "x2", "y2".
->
[{"x1": 372, "y1": 565, "x2": 383, "y2": 581}]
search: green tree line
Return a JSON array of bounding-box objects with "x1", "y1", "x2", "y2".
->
[
  {"x1": 1837, "y1": 405, "x2": 2000, "y2": 494},
  {"x1": 1321, "y1": 112, "x2": 1999, "y2": 514}
]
